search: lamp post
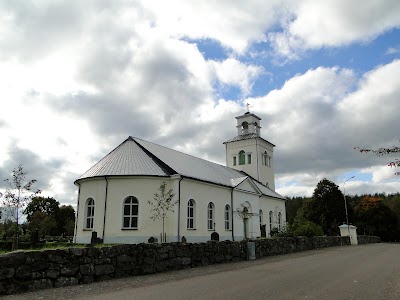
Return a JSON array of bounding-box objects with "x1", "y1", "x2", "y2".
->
[{"x1": 343, "y1": 176, "x2": 355, "y2": 240}]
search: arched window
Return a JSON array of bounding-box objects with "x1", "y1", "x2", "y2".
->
[
  {"x1": 225, "y1": 204, "x2": 231, "y2": 230},
  {"x1": 278, "y1": 212, "x2": 282, "y2": 230},
  {"x1": 123, "y1": 196, "x2": 139, "y2": 229},
  {"x1": 269, "y1": 211, "x2": 273, "y2": 231},
  {"x1": 187, "y1": 199, "x2": 196, "y2": 229},
  {"x1": 242, "y1": 121, "x2": 248, "y2": 129},
  {"x1": 239, "y1": 150, "x2": 245, "y2": 165},
  {"x1": 85, "y1": 198, "x2": 95, "y2": 229},
  {"x1": 259, "y1": 209, "x2": 263, "y2": 226},
  {"x1": 207, "y1": 202, "x2": 215, "y2": 230}
]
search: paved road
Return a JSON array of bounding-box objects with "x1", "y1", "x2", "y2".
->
[{"x1": 4, "y1": 243, "x2": 400, "y2": 300}]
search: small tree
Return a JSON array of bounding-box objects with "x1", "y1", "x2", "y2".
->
[
  {"x1": 148, "y1": 181, "x2": 176, "y2": 242},
  {"x1": 1, "y1": 165, "x2": 41, "y2": 249}
]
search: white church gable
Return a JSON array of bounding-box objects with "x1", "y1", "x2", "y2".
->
[{"x1": 234, "y1": 178, "x2": 260, "y2": 195}]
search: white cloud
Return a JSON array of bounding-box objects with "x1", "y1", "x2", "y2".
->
[
  {"x1": 208, "y1": 58, "x2": 263, "y2": 96},
  {"x1": 270, "y1": 0, "x2": 400, "y2": 59}
]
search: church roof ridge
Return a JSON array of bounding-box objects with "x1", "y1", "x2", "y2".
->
[{"x1": 75, "y1": 136, "x2": 284, "y2": 200}]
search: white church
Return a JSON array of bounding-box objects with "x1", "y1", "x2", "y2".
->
[{"x1": 73, "y1": 112, "x2": 286, "y2": 244}]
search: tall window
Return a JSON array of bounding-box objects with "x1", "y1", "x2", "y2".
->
[
  {"x1": 278, "y1": 212, "x2": 282, "y2": 230},
  {"x1": 269, "y1": 211, "x2": 273, "y2": 231},
  {"x1": 233, "y1": 156, "x2": 237, "y2": 166},
  {"x1": 187, "y1": 199, "x2": 196, "y2": 229},
  {"x1": 225, "y1": 204, "x2": 231, "y2": 230},
  {"x1": 239, "y1": 150, "x2": 245, "y2": 165},
  {"x1": 85, "y1": 198, "x2": 95, "y2": 229},
  {"x1": 247, "y1": 154, "x2": 251, "y2": 164},
  {"x1": 123, "y1": 196, "x2": 139, "y2": 229},
  {"x1": 242, "y1": 121, "x2": 248, "y2": 134},
  {"x1": 207, "y1": 202, "x2": 215, "y2": 230},
  {"x1": 259, "y1": 209, "x2": 263, "y2": 226}
]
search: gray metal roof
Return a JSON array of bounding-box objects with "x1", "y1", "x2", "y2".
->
[
  {"x1": 223, "y1": 133, "x2": 275, "y2": 146},
  {"x1": 78, "y1": 137, "x2": 169, "y2": 180},
  {"x1": 76, "y1": 136, "x2": 285, "y2": 200},
  {"x1": 133, "y1": 137, "x2": 246, "y2": 187}
]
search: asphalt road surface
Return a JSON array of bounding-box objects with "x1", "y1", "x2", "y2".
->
[{"x1": 4, "y1": 243, "x2": 400, "y2": 300}]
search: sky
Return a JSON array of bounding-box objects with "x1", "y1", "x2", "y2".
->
[{"x1": 1, "y1": 0, "x2": 400, "y2": 209}]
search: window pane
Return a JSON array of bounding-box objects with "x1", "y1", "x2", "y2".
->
[
  {"x1": 248, "y1": 154, "x2": 251, "y2": 164},
  {"x1": 132, "y1": 204, "x2": 138, "y2": 215},
  {"x1": 124, "y1": 205, "x2": 130, "y2": 216},
  {"x1": 123, "y1": 217, "x2": 130, "y2": 228},
  {"x1": 131, "y1": 217, "x2": 138, "y2": 228}
]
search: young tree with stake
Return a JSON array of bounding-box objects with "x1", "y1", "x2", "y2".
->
[
  {"x1": 148, "y1": 181, "x2": 176, "y2": 242},
  {"x1": 1, "y1": 165, "x2": 41, "y2": 249}
]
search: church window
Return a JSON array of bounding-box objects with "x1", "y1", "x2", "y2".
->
[
  {"x1": 123, "y1": 196, "x2": 139, "y2": 229},
  {"x1": 247, "y1": 154, "x2": 251, "y2": 164},
  {"x1": 239, "y1": 150, "x2": 245, "y2": 165},
  {"x1": 241, "y1": 122, "x2": 248, "y2": 134},
  {"x1": 259, "y1": 209, "x2": 263, "y2": 226},
  {"x1": 269, "y1": 211, "x2": 273, "y2": 231},
  {"x1": 263, "y1": 151, "x2": 271, "y2": 167},
  {"x1": 187, "y1": 199, "x2": 196, "y2": 229},
  {"x1": 225, "y1": 204, "x2": 231, "y2": 230},
  {"x1": 207, "y1": 202, "x2": 215, "y2": 230},
  {"x1": 85, "y1": 198, "x2": 95, "y2": 229},
  {"x1": 278, "y1": 212, "x2": 282, "y2": 230},
  {"x1": 233, "y1": 156, "x2": 237, "y2": 166}
]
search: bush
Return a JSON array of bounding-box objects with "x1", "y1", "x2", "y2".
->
[
  {"x1": 270, "y1": 225, "x2": 294, "y2": 238},
  {"x1": 293, "y1": 220, "x2": 324, "y2": 237}
]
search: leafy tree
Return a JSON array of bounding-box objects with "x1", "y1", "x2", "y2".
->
[
  {"x1": 25, "y1": 196, "x2": 60, "y2": 222},
  {"x1": 1, "y1": 165, "x2": 41, "y2": 249},
  {"x1": 286, "y1": 196, "x2": 308, "y2": 226},
  {"x1": 292, "y1": 220, "x2": 324, "y2": 237},
  {"x1": 58, "y1": 205, "x2": 75, "y2": 236},
  {"x1": 27, "y1": 211, "x2": 57, "y2": 237},
  {"x1": 25, "y1": 198, "x2": 75, "y2": 236},
  {"x1": 383, "y1": 193, "x2": 400, "y2": 230},
  {"x1": 353, "y1": 195, "x2": 399, "y2": 241},
  {"x1": 148, "y1": 181, "x2": 176, "y2": 242},
  {"x1": 355, "y1": 144, "x2": 400, "y2": 175},
  {"x1": 302, "y1": 178, "x2": 348, "y2": 236}
]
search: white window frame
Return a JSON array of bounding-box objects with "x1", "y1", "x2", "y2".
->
[
  {"x1": 207, "y1": 202, "x2": 215, "y2": 230},
  {"x1": 187, "y1": 199, "x2": 196, "y2": 229},
  {"x1": 278, "y1": 212, "x2": 282, "y2": 230},
  {"x1": 269, "y1": 210, "x2": 273, "y2": 231},
  {"x1": 85, "y1": 198, "x2": 95, "y2": 230},
  {"x1": 122, "y1": 196, "x2": 139, "y2": 229}
]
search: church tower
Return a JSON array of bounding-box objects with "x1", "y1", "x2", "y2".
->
[{"x1": 223, "y1": 111, "x2": 276, "y2": 190}]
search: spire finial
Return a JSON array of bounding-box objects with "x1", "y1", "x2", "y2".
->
[{"x1": 246, "y1": 103, "x2": 250, "y2": 113}]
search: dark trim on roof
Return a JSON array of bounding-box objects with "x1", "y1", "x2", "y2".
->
[{"x1": 131, "y1": 137, "x2": 178, "y2": 176}]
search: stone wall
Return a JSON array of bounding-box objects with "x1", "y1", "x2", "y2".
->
[
  {"x1": 0, "y1": 235, "x2": 378, "y2": 295},
  {"x1": 357, "y1": 235, "x2": 380, "y2": 244}
]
